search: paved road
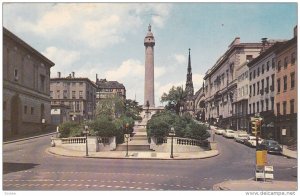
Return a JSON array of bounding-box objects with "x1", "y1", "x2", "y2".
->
[{"x1": 3, "y1": 132, "x2": 297, "y2": 191}]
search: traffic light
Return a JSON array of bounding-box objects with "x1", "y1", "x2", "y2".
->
[
  {"x1": 251, "y1": 119, "x2": 261, "y2": 136},
  {"x1": 251, "y1": 121, "x2": 258, "y2": 135}
]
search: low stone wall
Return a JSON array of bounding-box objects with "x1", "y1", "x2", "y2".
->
[
  {"x1": 51, "y1": 136, "x2": 116, "y2": 152},
  {"x1": 150, "y1": 137, "x2": 207, "y2": 153}
]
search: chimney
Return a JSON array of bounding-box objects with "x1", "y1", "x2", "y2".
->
[
  {"x1": 72, "y1": 72, "x2": 75, "y2": 78},
  {"x1": 261, "y1": 38, "x2": 268, "y2": 53},
  {"x1": 96, "y1": 74, "x2": 98, "y2": 82},
  {"x1": 57, "y1": 72, "x2": 61, "y2": 78}
]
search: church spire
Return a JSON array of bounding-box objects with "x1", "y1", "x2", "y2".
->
[
  {"x1": 188, "y1": 48, "x2": 191, "y2": 73},
  {"x1": 185, "y1": 48, "x2": 194, "y2": 97}
]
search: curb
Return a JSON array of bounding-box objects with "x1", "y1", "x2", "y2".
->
[
  {"x1": 46, "y1": 148, "x2": 219, "y2": 160},
  {"x1": 4, "y1": 132, "x2": 56, "y2": 144}
]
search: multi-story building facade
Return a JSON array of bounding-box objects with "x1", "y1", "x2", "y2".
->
[
  {"x1": 274, "y1": 30, "x2": 297, "y2": 145},
  {"x1": 234, "y1": 61, "x2": 249, "y2": 131},
  {"x1": 3, "y1": 27, "x2": 55, "y2": 138},
  {"x1": 204, "y1": 37, "x2": 262, "y2": 129},
  {"x1": 247, "y1": 42, "x2": 284, "y2": 138},
  {"x1": 95, "y1": 78, "x2": 126, "y2": 102},
  {"x1": 50, "y1": 72, "x2": 97, "y2": 122}
]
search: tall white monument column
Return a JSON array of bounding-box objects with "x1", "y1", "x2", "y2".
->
[{"x1": 144, "y1": 24, "x2": 155, "y2": 107}]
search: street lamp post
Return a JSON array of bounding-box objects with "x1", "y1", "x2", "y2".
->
[
  {"x1": 169, "y1": 127, "x2": 175, "y2": 158},
  {"x1": 83, "y1": 125, "x2": 89, "y2": 157},
  {"x1": 125, "y1": 123, "x2": 129, "y2": 157}
]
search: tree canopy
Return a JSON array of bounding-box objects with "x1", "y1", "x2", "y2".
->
[{"x1": 161, "y1": 86, "x2": 187, "y2": 115}]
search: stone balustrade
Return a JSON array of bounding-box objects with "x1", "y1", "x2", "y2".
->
[
  {"x1": 150, "y1": 136, "x2": 209, "y2": 153},
  {"x1": 61, "y1": 137, "x2": 86, "y2": 144},
  {"x1": 51, "y1": 136, "x2": 116, "y2": 152}
]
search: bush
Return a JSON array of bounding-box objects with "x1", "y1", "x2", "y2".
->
[
  {"x1": 59, "y1": 122, "x2": 82, "y2": 138},
  {"x1": 147, "y1": 111, "x2": 210, "y2": 141},
  {"x1": 90, "y1": 116, "x2": 119, "y2": 137}
]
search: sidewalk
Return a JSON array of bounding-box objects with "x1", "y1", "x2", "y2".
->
[
  {"x1": 213, "y1": 179, "x2": 297, "y2": 191},
  {"x1": 47, "y1": 147, "x2": 219, "y2": 160},
  {"x1": 282, "y1": 145, "x2": 297, "y2": 159}
]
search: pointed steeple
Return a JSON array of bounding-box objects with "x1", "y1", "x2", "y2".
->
[
  {"x1": 188, "y1": 48, "x2": 191, "y2": 73},
  {"x1": 185, "y1": 48, "x2": 194, "y2": 97}
]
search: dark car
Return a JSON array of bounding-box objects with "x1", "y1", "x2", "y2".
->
[{"x1": 259, "y1": 140, "x2": 282, "y2": 154}]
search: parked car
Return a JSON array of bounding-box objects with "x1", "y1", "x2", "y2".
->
[
  {"x1": 234, "y1": 133, "x2": 249, "y2": 143},
  {"x1": 215, "y1": 129, "x2": 225, "y2": 135},
  {"x1": 222, "y1": 129, "x2": 235, "y2": 138},
  {"x1": 259, "y1": 140, "x2": 282, "y2": 154},
  {"x1": 244, "y1": 136, "x2": 263, "y2": 147}
]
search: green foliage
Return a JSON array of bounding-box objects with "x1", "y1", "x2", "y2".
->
[
  {"x1": 59, "y1": 121, "x2": 82, "y2": 138},
  {"x1": 96, "y1": 96, "x2": 125, "y2": 119},
  {"x1": 147, "y1": 111, "x2": 210, "y2": 140},
  {"x1": 161, "y1": 86, "x2": 187, "y2": 115},
  {"x1": 90, "y1": 116, "x2": 119, "y2": 137}
]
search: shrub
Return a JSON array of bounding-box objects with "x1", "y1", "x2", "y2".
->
[{"x1": 59, "y1": 121, "x2": 82, "y2": 138}]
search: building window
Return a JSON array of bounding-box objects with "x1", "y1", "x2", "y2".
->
[
  {"x1": 262, "y1": 64, "x2": 265, "y2": 74},
  {"x1": 249, "y1": 85, "x2": 252, "y2": 97},
  {"x1": 253, "y1": 84, "x2": 256, "y2": 96},
  {"x1": 276, "y1": 103, "x2": 280, "y2": 115},
  {"x1": 57, "y1": 90, "x2": 60, "y2": 99},
  {"x1": 72, "y1": 91, "x2": 76, "y2": 99},
  {"x1": 79, "y1": 82, "x2": 83, "y2": 86},
  {"x1": 265, "y1": 99, "x2": 269, "y2": 111},
  {"x1": 266, "y1": 61, "x2": 270, "y2": 71},
  {"x1": 283, "y1": 76, "x2": 287, "y2": 91},
  {"x1": 284, "y1": 57, "x2": 288, "y2": 69},
  {"x1": 271, "y1": 74, "x2": 275, "y2": 91},
  {"x1": 253, "y1": 70, "x2": 256, "y2": 79},
  {"x1": 14, "y1": 69, "x2": 19, "y2": 81},
  {"x1": 277, "y1": 60, "x2": 281, "y2": 72},
  {"x1": 249, "y1": 104, "x2": 252, "y2": 114},
  {"x1": 257, "y1": 81, "x2": 260, "y2": 95},
  {"x1": 283, "y1": 101, "x2": 287, "y2": 115},
  {"x1": 257, "y1": 101, "x2": 259, "y2": 113},
  {"x1": 24, "y1": 105, "x2": 27, "y2": 114},
  {"x1": 40, "y1": 75, "x2": 45, "y2": 92},
  {"x1": 272, "y1": 58, "x2": 275, "y2": 68},
  {"x1": 277, "y1": 79, "x2": 281, "y2": 93},
  {"x1": 50, "y1": 91, "x2": 53, "y2": 99},
  {"x1": 31, "y1": 107, "x2": 34, "y2": 115},
  {"x1": 246, "y1": 55, "x2": 253, "y2": 62},
  {"x1": 291, "y1": 52, "x2": 296, "y2": 65},
  {"x1": 79, "y1": 91, "x2": 83, "y2": 99},
  {"x1": 271, "y1": 97, "x2": 274, "y2": 110},
  {"x1": 249, "y1": 72, "x2": 252, "y2": 81},
  {"x1": 266, "y1": 76, "x2": 269, "y2": 93},
  {"x1": 290, "y1": 99, "x2": 295, "y2": 114},
  {"x1": 291, "y1": 72, "x2": 295, "y2": 89},
  {"x1": 253, "y1": 103, "x2": 255, "y2": 114},
  {"x1": 261, "y1": 79, "x2": 264, "y2": 95},
  {"x1": 63, "y1": 90, "x2": 68, "y2": 98},
  {"x1": 257, "y1": 67, "x2": 260, "y2": 77},
  {"x1": 261, "y1": 100, "x2": 264, "y2": 112}
]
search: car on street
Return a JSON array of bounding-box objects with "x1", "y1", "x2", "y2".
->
[
  {"x1": 215, "y1": 129, "x2": 225, "y2": 135},
  {"x1": 222, "y1": 129, "x2": 235, "y2": 138},
  {"x1": 234, "y1": 133, "x2": 249, "y2": 143},
  {"x1": 244, "y1": 136, "x2": 263, "y2": 147},
  {"x1": 259, "y1": 140, "x2": 282, "y2": 154}
]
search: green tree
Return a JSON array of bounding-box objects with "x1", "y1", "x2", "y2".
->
[
  {"x1": 59, "y1": 121, "x2": 82, "y2": 138},
  {"x1": 124, "y1": 99, "x2": 143, "y2": 121},
  {"x1": 96, "y1": 96, "x2": 125, "y2": 119},
  {"x1": 161, "y1": 86, "x2": 187, "y2": 115}
]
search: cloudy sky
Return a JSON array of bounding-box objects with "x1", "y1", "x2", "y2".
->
[{"x1": 3, "y1": 2, "x2": 297, "y2": 106}]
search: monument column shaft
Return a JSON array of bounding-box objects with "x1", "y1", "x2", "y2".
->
[{"x1": 144, "y1": 45, "x2": 155, "y2": 107}]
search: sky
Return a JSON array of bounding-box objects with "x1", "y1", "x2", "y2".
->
[{"x1": 2, "y1": 2, "x2": 297, "y2": 106}]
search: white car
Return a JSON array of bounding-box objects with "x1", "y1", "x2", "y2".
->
[
  {"x1": 245, "y1": 136, "x2": 263, "y2": 147},
  {"x1": 234, "y1": 133, "x2": 249, "y2": 143},
  {"x1": 215, "y1": 129, "x2": 225, "y2": 135},
  {"x1": 222, "y1": 129, "x2": 235, "y2": 138}
]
